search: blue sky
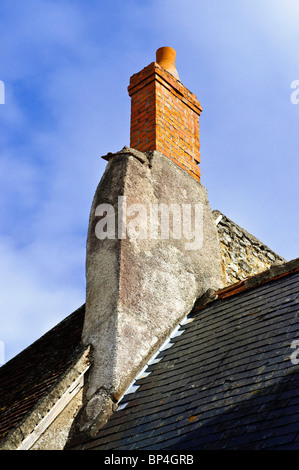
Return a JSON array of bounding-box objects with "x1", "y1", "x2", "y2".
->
[{"x1": 0, "y1": 0, "x2": 298, "y2": 363}]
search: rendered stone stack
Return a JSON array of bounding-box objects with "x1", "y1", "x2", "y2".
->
[
  {"x1": 213, "y1": 210, "x2": 286, "y2": 285},
  {"x1": 69, "y1": 49, "x2": 223, "y2": 443},
  {"x1": 128, "y1": 47, "x2": 202, "y2": 182},
  {"x1": 71, "y1": 147, "x2": 222, "y2": 443}
]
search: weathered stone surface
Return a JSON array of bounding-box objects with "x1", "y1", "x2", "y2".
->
[
  {"x1": 213, "y1": 210, "x2": 286, "y2": 285},
  {"x1": 72, "y1": 148, "x2": 223, "y2": 440}
]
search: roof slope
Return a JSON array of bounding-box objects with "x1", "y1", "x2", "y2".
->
[
  {"x1": 0, "y1": 305, "x2": 85, "y2": 443},
  {"x1": 75, "y1": 262, "x2": 299, "y2": 450}
]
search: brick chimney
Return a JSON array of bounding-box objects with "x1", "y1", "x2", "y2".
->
[
  {"x1": 67, "y1": 48, "x2": 222, "y2": 445},
  {"x1": 128, "y1": 47, "x2": 202, "y2": 182}
]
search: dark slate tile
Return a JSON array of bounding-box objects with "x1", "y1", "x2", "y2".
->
[{"x1": 88, "y1": 270, "x2": 299, "y2": 451}]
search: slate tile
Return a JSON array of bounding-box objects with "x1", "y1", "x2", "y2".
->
[{"x1": 89, "y1": 271, "x2": 299, "y2": 451}]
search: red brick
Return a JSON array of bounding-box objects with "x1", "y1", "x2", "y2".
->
[{"x1": 128, "y1": 62, "x2": 202, "y2": 182}]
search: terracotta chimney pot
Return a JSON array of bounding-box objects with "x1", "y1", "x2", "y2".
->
[{"x1": 156, "y1": 46, "x2": 180, "y2": 81}]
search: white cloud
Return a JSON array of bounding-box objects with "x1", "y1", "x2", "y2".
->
[
  {"x1": 0, "y1": 234, "x2": 85, "y2": 362},
  {"x1": 0, "y1": 0, "x2": 298, "y2": 364},
  {"x1": 0, "y1": 0, "x2": 144, "y2": 361}
]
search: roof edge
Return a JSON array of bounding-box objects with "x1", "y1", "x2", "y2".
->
[
  {"x1": 0, "y1": 345, "x2": 90, "y2": 450},
  {"x1": 193, "y1": 257, "x2": 299, "y2": 311}
]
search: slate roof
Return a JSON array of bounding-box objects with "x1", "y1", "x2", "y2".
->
[
  {"x1": 1, "y1": 259, "x2": 298, "y2": 450},
  {"x1": 0, "y1": 305, "x2": 85, "y2": 443},
  {"x1": 74, "y1": 259, "x2": 299, "y2": 450}
]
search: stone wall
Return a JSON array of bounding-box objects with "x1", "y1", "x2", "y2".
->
[{"x1": 213, "y1": 210, "x2": 286, "y2": 286}]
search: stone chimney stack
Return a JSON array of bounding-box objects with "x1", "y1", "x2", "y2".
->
[
  {"x1": 128, "y1": 46, "x2": 202, "y2": 181},
  {"x1": 69, "y1": 48, "x2": 223, "y2": 444}
]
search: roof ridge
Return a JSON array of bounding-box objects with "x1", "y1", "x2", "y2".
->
[
  {"x1": 0, "y1": 304, "x2": 85, "y2": 371},
  {"x1": 193, "y1": 257, "x2": 299, "y2": 311}
]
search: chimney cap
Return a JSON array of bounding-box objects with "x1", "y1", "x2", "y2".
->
[{"x1": 156, "y1": 47, "x2": 180, "y2": 81}]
